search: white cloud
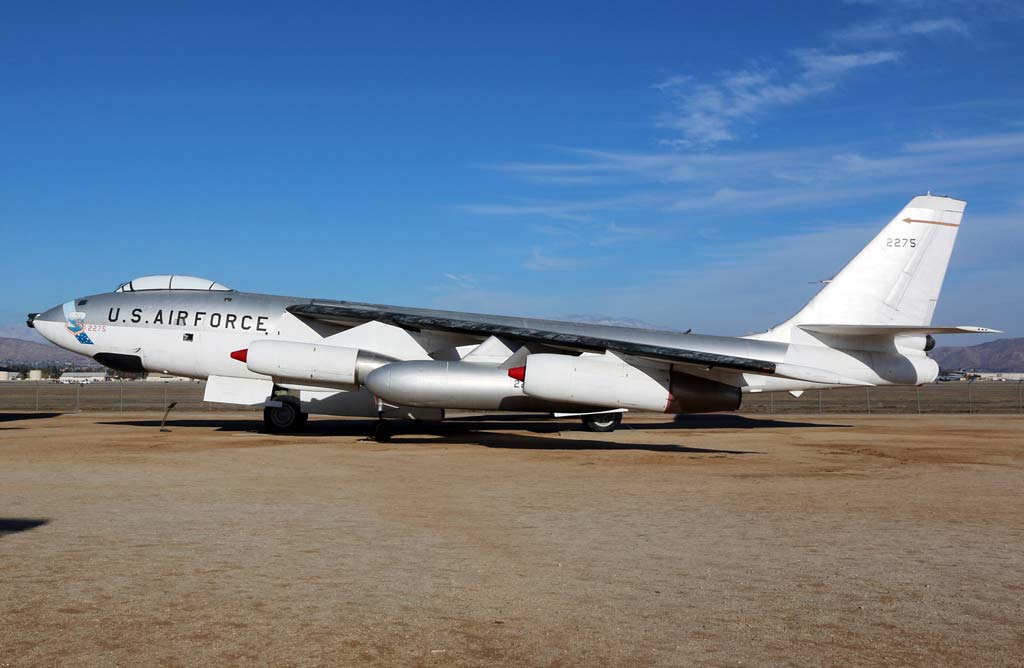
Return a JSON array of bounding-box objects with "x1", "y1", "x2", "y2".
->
[
  {"x1": 522, "y1": 248, "x2": 588, "y2": 272},
  {"x1": 475, "y1": 130, "x2": 1024, "y2": 218},
  {"x1": 906, "y1": 17, "x2": 971, "y2": 35},
  {"x1": 903, "y1": 131, "x2": 1024, "y2": 153},
  {"x1": 792, "y1": 48, "x2": 900, "y2": 79},
  {"x1": 836, "y1": 17, "x2": 969, "y2": 41},
  {"x1": 458, "y1": 196, "x2": 641, "y2": 222},
  {"x1": 654, "y1": 49, "x2": 899, "y2": 146},
  {"x1": 442, "y1": 273, "x2": 480, "y2": 290}
]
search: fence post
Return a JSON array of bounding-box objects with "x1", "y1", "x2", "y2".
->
[
  {"x1": 818, "y1": 389, "x2": 822, "y2": 414},
  {"x1": 76, "y1": 383, "x2": 81, "y2": 412},
  {"x1": 866, "y1": 387, "x2": 871, "y2": 414},
  {"x1": 915, "y1": 386, "x2": 921, "y2": 414},
  {"x1": 164, "y1": 382, "x2": 168, "y2": 409},
  {"x1": 1018, "y1": 380, "x2": 1022, "y2": 414},
  {"x1": 769, "y1": 392, "x2": 774, "y2": 414},
  {"x1": 968, "y1": 380, "x2": 973, "y2": 414},
  {"x1": 120, "y1": 380, "x2": 124, "y2": 412}
]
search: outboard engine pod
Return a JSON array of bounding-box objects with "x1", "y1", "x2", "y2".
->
[
  {"x1": 365, "y1": 361, "x2": 528, "y2": 409},
  {"x1": 519, "y1": 353, "x2": 740, "y2": 414}
]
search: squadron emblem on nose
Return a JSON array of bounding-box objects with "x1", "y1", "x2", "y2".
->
[{"x1": 63, "y1": 301, "x2": 94, "y2": 345}]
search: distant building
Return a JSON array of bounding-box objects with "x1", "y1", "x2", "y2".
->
[
  {"x1": 976, "y1": 372, "x2": 1024, "y2": 382},
  {"x1": 59, "y1": 371, "x2": 108, "y2": 383},
  {"x1": 27, "y1": 369, "x2": 43, "y2": 381},
  {"x1": 144, "y1": 372, "x2": 195, "y2": 382}
]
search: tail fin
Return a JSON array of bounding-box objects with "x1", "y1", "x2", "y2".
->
[{"x1": 768, "y1": 194, "x2": 965, "y2": 338}]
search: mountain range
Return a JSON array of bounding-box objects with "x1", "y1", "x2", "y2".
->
[
  {"x1": 928, "y1": 338, "x2": 1024, "y2": 373},
  {"x1": 0, "y1": 337, "x2": 102, "y2": 368}
]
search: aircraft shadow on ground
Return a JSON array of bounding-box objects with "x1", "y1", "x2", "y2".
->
[
  {"x1": 0, "y1": 518, "x2": 49, "y2": 537},
  {"x1": 382, "y1": 430, "x2": 758, "y2": 454},
  {"x1": 0, "y1": 412, "x2": 63, "y2": 423},
  {"x1": 101, "y1": 413, "x2": 844, "y2": 435},
  {"x1": 92, "y1": 414, "x2": 836, "y2": 454}
]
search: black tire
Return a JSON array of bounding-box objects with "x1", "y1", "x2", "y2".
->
[
  {"x1": 581, "y1": 412, "x2": 622, "y2": 432},
  {"x1": 263, "y1": 400, "x2": 304, "y2": 433},
  {"x1": 373, "y1": 420, "x2": 392, "y2": 443}
]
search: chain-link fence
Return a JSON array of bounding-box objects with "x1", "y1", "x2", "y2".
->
[
  {"x1": 2, "y1": 380, "x2": 1023, "y2": 414},
  {"x1": 740, "y1": 381, "x2": 1023, "y2": 414},
  {"x1": 0, "y1": 381, "x2": 258, "y2": 413}
]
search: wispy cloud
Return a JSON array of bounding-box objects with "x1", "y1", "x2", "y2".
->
[
  {"x1": 476, "y1": 129, "x2": 1024, "y2": 217},
  {"x1": 836, "y1": 17, "x2": 969, "y2": 42},
  {"x1": 522, "y1": 248, "x2": 589, "y2": 272},
  {"x1": 442, "y1": 272, "x2": 480, "y2": 290},
  {"x1": 903, "y1": 131, "x2": 1024, "y2": 153},
  {"x1": 653, "y1": 48, "x2": 899, "y2": 146},
  {"x1": 458, "y1": 196, "x2": 641, "y2": 222}
]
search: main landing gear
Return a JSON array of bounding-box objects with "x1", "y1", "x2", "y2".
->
[
  {"x1": 263, "y1": 398, "x2": 308, "y2": 433},
  {"x1": 581, "y1": 412, "x2": 623, "y2": 433}
]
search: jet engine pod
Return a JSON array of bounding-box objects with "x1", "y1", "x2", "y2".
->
[
  {"x1": 518, "y1": 353, "x2": 741, "y2": 414},
  {"x1": 244, "y1": 340, "x2": 393, "y2": 388},
  {"x1": 365, "y1": 360, "x2": 534, "y2": 410}
]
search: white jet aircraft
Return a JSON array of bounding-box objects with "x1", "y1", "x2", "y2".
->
[{"x1": 30, "y1": 195, "x2": 997, "y2": 439}]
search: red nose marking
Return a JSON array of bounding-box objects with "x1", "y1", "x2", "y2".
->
[
  {"x1": 230, "y1": 348, "x2": 248, "y2": 363},
  {"x1": 507, "y1": 366, "x2": 526, "y2": 382}
]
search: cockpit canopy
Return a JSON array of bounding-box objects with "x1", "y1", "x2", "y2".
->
[{"x1": 115, "y1": 275, "x2": 233, "y2": 292}]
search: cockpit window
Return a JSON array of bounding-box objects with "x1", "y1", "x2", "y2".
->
[{"x1": 115, "y1": 275, "x2": 233, "y2": 292}]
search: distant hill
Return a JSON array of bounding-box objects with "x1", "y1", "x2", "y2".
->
[
  {"x1": 930, "y1": 337, "x2": 1024, "y2": 373},
  {"x1": 0, "y1": 337, "x2": 101, "y2": 368}
]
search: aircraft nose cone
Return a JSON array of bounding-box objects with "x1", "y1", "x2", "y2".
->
[
  {"x1": 30, "y1": 304, "x2": 65, "y2": 339},
  {"x1": 32, "y1": 302, "x2": 79, "y2": 348},
  {"x1": 34, "y1": 304, "x2": 64, "y2": 324}
]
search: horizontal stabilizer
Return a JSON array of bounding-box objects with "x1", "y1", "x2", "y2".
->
[{"x1": 799, "y1": 324, "x2": 1001, "y2": 336}]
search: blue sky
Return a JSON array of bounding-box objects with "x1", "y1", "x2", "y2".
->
[{"x1": 2, "y1": 1, "x2": 1022, "y2": 340}]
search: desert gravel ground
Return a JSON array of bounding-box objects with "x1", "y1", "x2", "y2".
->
[{"x1": 1, "y1": 411, "x2": 1022, "y2": 667}]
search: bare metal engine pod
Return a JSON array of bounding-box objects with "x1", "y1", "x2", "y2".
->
[
  {"x1": 514, "y1": 353, "x2": 740, "y2": 413},
  {"x1": 365, "y1": 360, "x2": 548, "y2": 410},
  {"x1": 245, "y1": 340, "x2": 394, "y2": 388}
]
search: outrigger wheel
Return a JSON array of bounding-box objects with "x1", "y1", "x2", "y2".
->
[
  {"x1": 373, "y1": 419, "x2": 393, "y2": 443},
  {"x1": 263, "y1": 397, "x2": 307, "y2": 433},
  {"x1": 581, "y1": 412, "x2": 623, "y2": 433}
]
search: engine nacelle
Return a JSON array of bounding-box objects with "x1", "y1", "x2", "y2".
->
[
  {"x1": 518, "y1": 354, "x2": 741, "y2": 413},
  {"x1": 245, "y1": 340, "x2": 393, "y2": 388},
  {"x1": 365, "y1": 360, "x2": 540, "y2": 410}
]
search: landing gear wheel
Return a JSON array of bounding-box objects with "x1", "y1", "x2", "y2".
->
[
  {"x1": 373, "y1": 420, "x2": 392, "y2": 443},
  {"x1": 581, "y1": 412, "x2": 622, "y2": 433},
  {"x1": 263, "y1": 400, "x2": 305, "y2": 433}
]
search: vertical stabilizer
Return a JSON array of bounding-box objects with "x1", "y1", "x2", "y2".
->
[{"x1": 773, "y1": 195, "x2": 965, "y2": 334}]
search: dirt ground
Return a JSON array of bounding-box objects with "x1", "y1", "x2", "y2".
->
[{"x1": 1, "y1": 411, "x2": 1022, "y2": 667}]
